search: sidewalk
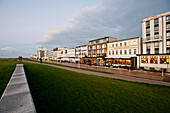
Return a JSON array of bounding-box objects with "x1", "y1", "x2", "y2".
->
[
  {"x1": 47, "y1": 61, "x2": 169, "y2": 82},
  {"x1": 23, "y1": 60, "x2": 170, "y2": 86}
]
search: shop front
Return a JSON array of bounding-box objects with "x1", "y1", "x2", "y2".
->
[
  {"x1": 80, "y1": 57, "x2": 106, "y2": 65},
  {"x1": 105, "y1": 57, "x2": 137, "y2": 69}
]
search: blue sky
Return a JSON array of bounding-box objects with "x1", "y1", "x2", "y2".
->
[{"x1": 0, "y1": 0, "x2": 170, "y2": 58}]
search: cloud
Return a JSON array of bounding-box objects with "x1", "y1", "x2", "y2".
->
[
  {"x1": 38, "y1": 0, "x2": 170, "y2": 48},
  {"x1": 0, "y1": 46, "x2": 16, "y2": 51}
]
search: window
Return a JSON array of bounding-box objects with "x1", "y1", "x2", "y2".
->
[
  {"x1": 124, "y1": 50, "x2": 127, "y2": 54},
  {"x1": 155, "y1": 42, "x2": 159, "y2": 47},
  {"x1": 116, "y1": 50, "x2": 118, "y2": 55},
  {"x1": 154, "y1": 18, "x2": 159, "y2": 25},
  {"x1": 112, "y1": 50, "x2": 114, "y2": 55},
  {"x1": 116, "y1": 43, "x2": 118, "y2": 47},
  {"x1": 134, "y1": 49, "x2": 137, "y2": 54},
  {"x1": 146, "y1": 28, "x2": 150, "y2": 34},
  {"x1": 88, "y1": 46, "x2": 91, "y2": 50},
  {"x1": 61, "y1": 51, "x2": 63, "y2": 54},
  {"x1": 147, "y1": 35, "x2": 150, "y2": 40},
  {"x1": 120, "y1": 43, "x2": 122, "y2": 46},
  {"x1": 97, "y1": 45, "x2": 101, "y2": 49},
  {"x1": 155, "y1": 48, "x2": 159, "y2": 54},
  {"x1": 141, "y1": 56, "x2": 148, "y2": 63},
  {"x1": 167, "y1": 15, "x2": 170, "y2": 21},
  {"x1": 129, "y1": 49, "x2": 131, "y2": 54},
  {"x1": 88, "y1": 51, "x2": 91, "y2": 55},
  {"x1": 92, "y1": 50, "x2": 96, "y2": 55},
  {"x1": 167, "y1": 32, "x2": 170, "y2": 39},
  {"x1": 124, "y1": 42, "x2": 126, "y2": 46},
  {"x1": 167, "y1": 23, "x2": 170, "y2": 30},
  {"x1": 129, "y1": 42, "x2": 131, "y2": 46},
  {"x1": 134, "y1": 41, "x2": 137, "y2": 45},
  {"x1": 146, "y1": 21, "x2": 150, "y2": 27},
  {"x1": 65, "y1": 50, "x2": 67, "y2": 54},
  {"x1": 167, "y1": 48, "x2": 170, "y2": 53},
  {"x1": 147, "y1": 49, "x2": 150, "y2": 54},
  {"x1": 167, "y1": 41, "x2": 170, "y2": 46},
  {"x1": 112, "y1": 44, "x2": 114, "y2": 47},
  {"x1": 150, "y1": 56, "x2": 158, "y2": 64},
  {"x1": 154, "y1": 26, "x2": 159, "y2": 32},
  {"x1": 92, "y1": 46, "x2": 96, "y2": 49},
  {"x1": 120, "y1": 50, "x2": 122, "y2": 54},
  {"x1": 154, "y1": 34, "x2": 159, "y2": 39},
  {"x1": 102, "y1": 44, "x2": 106, "y2": 48},
  {"x1": 97, "y1": 50, "x2": 100, "y2": 55},
  {"x1": 109, "y1": 51, "x2": 111, "y2": 55},
  {"x1": 146, "y1": 43, "x2": 150, "y2": 49},
  {"x1": 160, "y1": 56, "x2": 169, "y2": 64}
]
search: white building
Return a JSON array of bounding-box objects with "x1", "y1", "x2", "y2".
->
[
  {"x1": 106, "y1": 37, "x2": 142, "y2": 68},
  {"x1": 37, "y1": 47, "x2": 53, "y2": 60},
  {"x1": 137, "y1": 11, "x2": 170, "y2": 72},
  {"x1": 75, "y1": 45, "x2": 87, "y2": 58},
  {"x1": 52, "y1": 47, "x2": 76, "y2": 62},
  {"x1": 75, "y1": 45, "x2": 88, "y2": 62}
]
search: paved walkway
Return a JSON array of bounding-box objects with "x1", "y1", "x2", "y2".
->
[
  {"x1": 23, "y1": 60, "x2": 170, "y2": 86},
  {"x1": 0, "y1": 64, "x2": 36, "y2": 113},
  {"x1": 46, "y1": 61, "x2": 170, "y2": 82}
]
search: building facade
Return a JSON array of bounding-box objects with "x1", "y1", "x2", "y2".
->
[
  {"x1": 106, "y1": 37, "x2": 142, "y2": 68},
  {"x1": 75, "y1": 45, "x2": 88, "y2": 58},
  {"x1": 37, "y1": 47, "x2": 50, "y2": 60},
  {"x1": 81, "y1": 36, "x2": 117, "y2": 65},
  {"x1": 137, "y1": 11, "x2": 170, "y2": 72},
  {"x1": 52, "y1": 47, "x2": 76, "y2": 62}
]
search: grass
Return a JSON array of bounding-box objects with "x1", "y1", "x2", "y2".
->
[
  {"x1": 24, "y1": 58, "x2": 115, "y2": 75},
  {"x1": 0, "y1": 59, "x2": 19, "y2": 97},
  {"x1": 22, "y1": 62, "x2": 170, "y2": 113}
]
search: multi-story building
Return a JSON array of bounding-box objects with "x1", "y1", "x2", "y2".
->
[
  {"x1": 82, "y1": 36, "x2": 117, "y2": 65},
  {"x1": 37, "y1": 47, "x2": 50, "y2": 60},
  {"x1": 75, "y1": 45, "x2": 88, "y2": 63},
  {"x1": 137, "y1": 11, "x2": 170, "y2": 72},
  {"x1": 52, "y1": 47, "x2": 76, "y2": 62},
  {"x1": 75, "y1": 45, "x2": 88, "y2": 58},
  {"x1": 106, "y1": 37, "x2": 142, "y2": 68}
]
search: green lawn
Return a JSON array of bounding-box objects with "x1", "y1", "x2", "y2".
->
[
  {"x1": 24, "y1": 58, "x2": 115, "y2": 75},
  {"x1": 0, "y1": 59, "x2": 18, "y2": 97},
  {"x1": 22, "y1": 62, "x2": 170, "y2": 113}
]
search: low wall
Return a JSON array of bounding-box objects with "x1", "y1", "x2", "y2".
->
[{"x1": 0, "y1": 64, "x2": 36, "y2": 113}]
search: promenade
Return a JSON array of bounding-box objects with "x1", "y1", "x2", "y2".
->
[{"x1": 23, "y1": 60, "x2": 170, "y2": 86}]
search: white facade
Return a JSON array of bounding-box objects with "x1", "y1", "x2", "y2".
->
[
  {"x1": 142, "y1": 11, "x2": 170, "y2": 54},
  {"x1": 52, "y1": 47, "x2": 76, "y2": 62},
  {"x1": 37, "y1": 47, "x2": 48, "y2": 59},
  {"x1": 138, "y1": 11, "x2": 170, "y2": 72},
  {"x1": 107, "y1": 37, "x2": 141, "y2": 58},
  {"x1": 75, "y1": 45, "x2": 88, "y2": 58}
]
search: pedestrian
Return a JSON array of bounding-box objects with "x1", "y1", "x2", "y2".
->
[
  {"x1": 20, "y1": 56, "x2": 22, "y2": 61},
  {"x1": 40, "y1": 58, "x2": 42, "y2": 63},
  {"x1": 18, "y1": 56, "x2": 21, "y2": 61}
]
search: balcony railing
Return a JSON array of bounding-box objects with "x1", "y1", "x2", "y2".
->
[{"x1": 143, "y1": 36, "x2": 162, "y2": 43}]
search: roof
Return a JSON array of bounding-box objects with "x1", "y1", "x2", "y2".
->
[
  {"x1": 109, "y1": 37, "x2": 141, "y2": 43},
  {"x1": 89, "y1": 36, "x2": 111, "y2": 42},
  {"x1": 142, "y1": 11, "x2": 170, "y2": 22},
  {"x1": 75, "y1": 44, "x2": 88, "y2": 48}
]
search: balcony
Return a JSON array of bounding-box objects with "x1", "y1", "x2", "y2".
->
[
  {"x1": 154, "y1": 22, "x2": 159, "y2": 26},
  {"x1": 167, "y1": 36, "x2": 170, "y2": 40},
  {"x1": 143, "y1": 37, "x2": 162, "y2": 43}
]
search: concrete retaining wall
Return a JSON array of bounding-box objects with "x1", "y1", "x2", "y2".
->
[{"x1": 0, "y1": 64, "x2": 36, "y2": 113}]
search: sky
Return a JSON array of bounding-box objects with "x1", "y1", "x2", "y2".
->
[{"x1": 0, "y1": 0, "x2": 170, "y2": 58}]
